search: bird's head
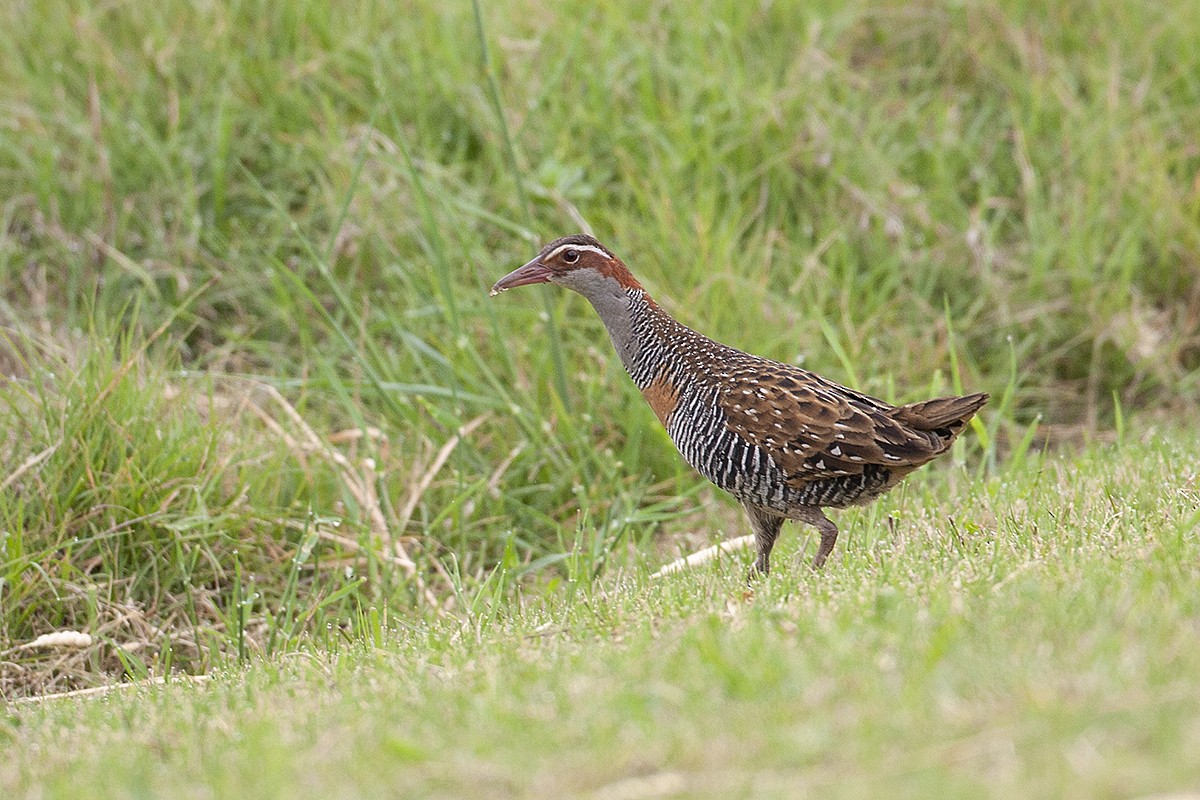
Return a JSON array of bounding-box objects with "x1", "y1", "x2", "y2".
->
[{"x1": 490, "y1": 234, "x2": 642, "y2": 298}]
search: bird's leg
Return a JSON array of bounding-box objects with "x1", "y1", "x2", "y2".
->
[
  {"x1": 743, "y1": 502, "x2": 784, "y2": 580},
  {"x1": 799, "y1": 507, "x2": 840, "y2": 569}
]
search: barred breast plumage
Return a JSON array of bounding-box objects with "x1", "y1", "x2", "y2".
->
[{"x1": 492, "y1": 234, "x2": 987, "y2": 576}]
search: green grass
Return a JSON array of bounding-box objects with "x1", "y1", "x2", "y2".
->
[
  {"x1": 5, "y1": 433, "x2": 1200, "y2": 798},
  {"x1": 2, "y1": 0, "x2": 1200, "y2": 794}
]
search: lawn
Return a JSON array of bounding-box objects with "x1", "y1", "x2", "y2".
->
[
  {"x1": 2, "y1": 0, "x2": 1199, "y2": 796},
  {"x1": 5, "y1": 435, "x2": 1200, "y2": 797}
]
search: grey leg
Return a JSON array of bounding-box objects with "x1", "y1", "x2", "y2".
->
[
  {"x1": 743, "y1": 502, "x2": 785, "y2": 578},
  {"x1": 796, "y1": 506, "x2": 840, "y2": 569}
]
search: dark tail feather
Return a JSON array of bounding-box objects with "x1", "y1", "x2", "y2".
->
[{"x1": 893, "y1": 392, "x2": 988, "y2": 438}]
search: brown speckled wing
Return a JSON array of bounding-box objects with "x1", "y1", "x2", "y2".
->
[{"x1": 717, "y1": 361, "x2": 944, "y2": 486}]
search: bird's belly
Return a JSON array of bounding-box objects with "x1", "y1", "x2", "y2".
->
[
  {"x1": 665, "y1": 410, "x2": 793, "y2": 508},
  {"x1": 790, "y1": 468, "x2": 896, "y2": 510},
  {"x1": 666, "y1": 401, "x2": 898, "y2": 512}
]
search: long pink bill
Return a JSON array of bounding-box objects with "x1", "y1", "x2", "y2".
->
[{"x1": 489, "y1": 258, "x2": 553, "y2": 296}]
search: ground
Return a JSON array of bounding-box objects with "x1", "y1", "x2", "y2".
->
[{"x1": 6, "y1": 433, "x2": 1200, "y2": 798}]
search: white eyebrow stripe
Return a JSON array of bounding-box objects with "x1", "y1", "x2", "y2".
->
[{"x1": 546, "y1": 243, "x2": 611, "y2": 261}]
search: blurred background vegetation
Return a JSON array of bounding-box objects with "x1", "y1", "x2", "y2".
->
[{"x1": 1, "y1": 0, "x2": 1198, "y2": 695}]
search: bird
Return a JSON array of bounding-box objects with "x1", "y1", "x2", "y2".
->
[{"x1": 491, "y1": 234, "x2": 987, "y2": 576}]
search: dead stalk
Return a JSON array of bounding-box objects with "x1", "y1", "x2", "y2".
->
[
  {"x1": 650, "y1": 535, "x2": 755, "y2": 579},
  {"x1": 0, "y1": 443, "x2": 60, "y2": 492}
]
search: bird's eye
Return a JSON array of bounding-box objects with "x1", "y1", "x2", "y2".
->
[{"x1": 563, "y1": 249, "x2": 579, "y2": 263}]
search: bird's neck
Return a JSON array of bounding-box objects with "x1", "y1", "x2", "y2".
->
[{"x1": 579, "y1": 285, "x2": 677, "y2": 389}]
